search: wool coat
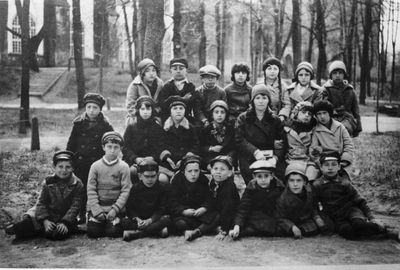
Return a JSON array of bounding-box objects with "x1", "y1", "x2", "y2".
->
[
  {"x1": 234, "y1": 178, "x2": 284, "y2": 231},
  {"x1": 125, "y1": 180, "x2": 170, "y2": 222},
  {"x1": 322, "y1": 80, "x2": 362, "y2": 135},
  {"x1": 34, "y1": 174, "x2": 84, "y2": 227},
  {"x1": 313, "y1": 175, "x2": 374, "y2": 222},
  {"x1": 265, "y1": 79, "x2": 291, "y2": 119},
  {"x1": 168, "y1": 171, "x2": 215, "y2": 224},
  {"x1": 275, "y1": 184, "x2": 325, "y2": 234},
  {"x1": 209, "y1": 177, "x2": 240, "y2": 232},
  {"x1": 193, "y1": 85, "x2": 227, "y2": 124},
  {"x1": 235, "y1": 109, "x2": 285, "y2": 182},
  {"x1": 158, "y1": 79, "x2": 196, "y2": 123},
  {"x1": 284, "y1": 126, "x2": 313, "y2": 163},
  {"x1": 286, "y1": 81, "x2": 326, "y2": 109},
  {"x1": 224, "y1": 82, "x2": 252, "y2": 121},
  {"x1": 126, "y1": 75, "x2": 164, "y2": 118},
  {"x1": 122, "y1": 117, "x2": 164, "y2": 166}
]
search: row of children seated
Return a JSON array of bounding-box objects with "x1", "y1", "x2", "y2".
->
[{"x1": 5, "y1": 140, "x2": 399, "y2": 243}]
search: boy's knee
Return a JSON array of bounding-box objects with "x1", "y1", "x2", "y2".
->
[
  {"x1": 174, "y1": 219, "x2": 188, "y2": 233},
  {"x1": 87, "y1": 221, "x2": 105, "y2": 238},
  {"x1": 105, "y1": 221, "x2": 122, "y2": 238},
  {"x1": 337, "y1": 222, "x2": 356, "y2": 240}
]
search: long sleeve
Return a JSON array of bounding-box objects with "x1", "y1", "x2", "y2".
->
[
  {"x1": 341, "y1": 126, "x2": 354, "y2": 164},
  {"x1": 219, "y1": 182, "x2": 240, "y2": 232},
  {"x1": 61, "y1": 180, "x2": 84, "y2": 225},
  {"x1": 349, "y1": 185, "x2": 373, "y2": 220},
  {"x1": 126, "y1": 81, "x2": 139, "y2": 118},
  {"x1": 66, "y1": 124, "x2": 78, "y2": 153},
  {"x1": 275, "y1": 197, "x2": 296, "y2": 234},
  {"x1": 234, "y1": 188, "x2": 253, "y2": 227},
  {"x1": 278, "y1": 83, "x2": 292, "y2": 119},
  {"x1": 122, "y1": 125, "x2": 138, "y2": 165},
  {"x1": 235, "y1": 114, "x2": 258, "y2": 156},
  {"x1": 351, "y1": 91, "x2": 362, "y2": 134},
  {"x1": 193, "y1": 90, "x2": 207, "y2": 123},
  {"x1": 86, "y1": 165, "x2": 104, "y2": 217},
  {"x1": 111, "y1": 163, "x2": 132, "y2": 214},
  {"x1": 35, "y1": 183, "x2": 51, "y2": 222}
]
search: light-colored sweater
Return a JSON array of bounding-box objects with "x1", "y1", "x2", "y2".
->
[{"x1": 87, "y1": 157, "x2": 132, "y2": 217}]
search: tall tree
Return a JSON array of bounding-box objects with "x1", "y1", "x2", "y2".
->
[
  {"x1": 143, "y1": 0, "x2": 165, "y2": 67},
  {"x1": 272, "y1": 0, "x2": 291, "y2": 58},
  {"x1": 220, "y1": 0, "x2": 227, "y2": 81},
  {"x1": 43, "y1": 0, "x2": 56, "y2": 67},
  {"x1": 360, "y1": 0, "x2": 373, "y2": 105},
  {"x1": 215, "y1": 1, "x2": 221, "y2": 68},
  {"x1": 291, "y1": 0, "x2": 302, "y2": 68},
  {"x1": 173, "y1": 0, "x2": 182, "y2": 57},
  {"x1": 390, "y1": 1, "x2": 399, "y2": 102},
  {"x1": 94, "y1": 0, "x2": 110, "y2": 67},
  {"x1": 343, "y1": 0, "x2": 357, "y2": 82},
  {"x1": 0, "y1": 1, "x2": 8, "y2": 64},
  {"x1": 136, "y1": 0, "x2": 148, "y2": 61},
  {"x1": 198, "y1": 0, "x2": 206, "y2": 68},
  {"x1": 72, "y1": 0, "x2": 86, "y2": 109},
  {"x1": 314, "y1": 0, "x2": 327, "y2": 84},
  {"x1": 121, "y1": 0, "x2": 135, "y2": 79},
  {"x1": 305, "y1": 2, "x2": 315, "y2": 62},
  {"x1": 132, "y1": 0, "x2": 139, "y2": 69}
]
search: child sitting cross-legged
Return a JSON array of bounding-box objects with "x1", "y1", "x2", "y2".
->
[
  {"x1": 121, "y1": 158, "x2": 171, "y2": 241},
  {"x1": 208, "y1": 156, "x2": 240, "y2": 240},
  {"x1": 169, "y1": 153, "x2": 219, "y2": 241},
  {"x1": 5, "y1": 151, "x2": 84, "y2": 240},
  {"x1": 275, "y1": 162, "x2": 333, "y2": 239},
  {"x1": 313, "y1": 152, "x2": 400, "y2": 241},
  {"x1": 86, "y1": 132, "x2": 132, "y2": 238},
  {"x1": 229, "y1": 159, "x2": 284, "y2": 239}
]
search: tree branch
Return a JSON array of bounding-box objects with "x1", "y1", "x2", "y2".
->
[{"x1": 6, "y1": 26, "x2": 21, "y2": 37}]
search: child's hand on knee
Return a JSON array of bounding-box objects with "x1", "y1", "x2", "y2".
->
[
  {"x1": 193, "y1": 207, "x2": 207, "y2": 217},
  {"x1": 43, "y1": 219, "x2": 56, "y2": 232},
  {"x1": 56, "y1": 223, "x2": 69, "y2": 235},
  {"x1": 229, "y1": 225, "x2": 240, "y2": 239},
  {"x1": 292, "y1": 225, "x2": 302, "y2": 239},
  {"x1": 107, "y1": 209, "x2": 117, "y2": 221},
  {"x1": 182, "y1": 209, "x2": 196, "y2": 216},
  {"x1": 215, "y1": 231, "x2": 227, "y2": 241}
]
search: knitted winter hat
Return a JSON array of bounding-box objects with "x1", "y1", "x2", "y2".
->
[
  {"x1": 250, "y1": 84, "x2": 271, "y2": 103},
  {"x1": 313, "y1": 100, "x2": 334, "y2": 117},
  {"x1": 262, "y1": 57, "x2": 282, "y2": 71},
  {"x1": 170, "y1": 57, "x2": 188, "y2": 68},
  {"x1": 137, "y1": 58, "x2": 157, "y2": 77},
  {"x1": 135, "y1": 95, "x2": 155, "y2": 110},
  {"x1": 285, "y1": 162, "x2": 308, "y2": 181},
  {"x1": 328, "y1": 60, "x2": 347, "y2": 76},
  {"x1": 199, "y1": 65, "x2": 221, "y2": 78},
  {"x1": 209, "y1": 100, "x2": 229, "y2": 113},
  {"x1": 295, "y1": 61, "x2": 314, "y2": 79},
  {"x1": 83, "y1": 93, "x2": 106, "y2": 109},
  {"x1": 231, "y1": 63, "x2": 251, "y2": 82},
  {"x1": 290, "y1": 101, "x2": 314, "y2": 120}
]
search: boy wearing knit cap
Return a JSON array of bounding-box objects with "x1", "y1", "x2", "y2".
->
[
  {"x1": 5, "y1": 151, "x2": 84, "y2": 240},
  {"x1": 126, "y1": 58, "x2": 164, "y2": 124},
  {"x1": 286, "y1": 61, "x2": 326, "y2": 110},
  {"x1": 86, "y1": 131, "x2": 132, "y2": 238},
  {"x1": 67, "y1": 92, "x2": 113, "y2": 223},
  {"x1": 169, "y1": 153, "x2": 219, "y2": 241},
  {"x1": 224, "y1": 63, "x2": 252, "y2": 123},
  {"x1": 158, "y1": 58, "x2": 196, "y2": 124},
  {"x1": 229, "y1": 159, "x2": 284, "y2": 239},
  {"x1": 284, "y1": 101, "x2": 319, "y2": 181},
  {"x1": 275, "y1": 162, "x2": 333, "y2": 239},
  {"x1": 193, "y1": 65, "x2": 227, "y2": 127},
  {"x1": 313, "y1": 152, "x2": 400, "y2": 241},
  {"x1": 321, "y1": 60, "x2": 362, "y2": 137},
  {"x1": 122, "y1": 158, "x2": 171, "y2": 241},
  {"x1": 208, "y1": 156, "x2": 240, "y2": 240}
]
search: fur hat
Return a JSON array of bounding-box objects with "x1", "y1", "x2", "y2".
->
[
  {"x1": 170, "y1": 58, "x2": 188, "y2": 68},
  {"x1": 137, "y1": 58, "x2": 157, "y2": 77},
  {"x1": 135, "y1": 95, "x2": 155, "y2": 110},
  {"x1": 285, "y1": 162, "x2": 308, "y2": 181},
  {"x1": 250, "y1": 159, "x2": 277, "y2": 173},
  {"x1": 102, "y1": 131, "x2": 124, "y2": 146},
  {"x1": 53, "y1": 150, "x2": 74, "y2": 166},
  {"x1": 319, "y1": 151, "x2": 341, "y2": 165},
  {"x1": 199, "y1": 65, "x2": 221, "y2": 78},
  {"x1": 291, "y1": 101, "x2": 314, "y2": 119},
  {"x1": 231, "y1": 63, "x2": 251, "y2": 82},
  {"x1": 328, "y1": 60, "x2": 347, "y2": 76},
  {"x1": 251, "y1": 84, "x2": 271, "y2": 103},
  {"x1": 83, "y1": 93, "x2": 106, "y2": 109},
  {"x1": 295, "y1": 61, "x2": 314, "y2": 79},
  {"x1": 262, "y1": 57, "x2": 282, "y2": 71},
  {"x1": 313, "y1": 100, "x2": 334, "y2": 117},
  {"x1": 166, "y1": 95, "x2": 187, "y2": 110},
  {"x1": 209, "y1": 155, "x2": 233, "y2": 170}
]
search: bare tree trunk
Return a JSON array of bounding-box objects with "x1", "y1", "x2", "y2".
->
[
  {"x1": 220, "y1": 0, "x2": 226, "y2": 82},
  {"x1": 292, "y1": 0, "x2": 301, "y2": 68},
  {"x1": 390, "y1": 2, "x2": 399, "y2": 102},
  {"x1": 216, "y1": 1, "x2": 221, "y2": 68},
  {"x1": 345, "y1": 0, "x2": 357, "y2": 82},
  {"x1": 360, "y1": 0, "x2": 372, "y2": 105},
  {"x1": 72, "y1": 0, "x2": 86, "y2": 109},
  {"x1": 315, "y1": 0, "x2": 327, "y2": 84},
  {"x1": 305, "y1": 3, "x2": 315, "y2": 62},
  {"x1": 173, "y1": 0, "x2": 182, "y2": 57},
  {"x1": 198, "y1": 0, "x2": 206, "y2": 68},
  {"x1": 137, "y1": 0, "x2": 147, "y2": 61},
  {"x1": 132, "y1": 0, "x2": 139, "y2": 69},
  {"x1": 121, "y1": 0, "x2": 134, "y2": 79},
  {"x1": 43, "y1": 0, "x2": 56, "y2": 67},
  {"x1": 0, "y1": 0, "x2": 7, "y2": 64},
  {"x1": 143, "y1": 0, "x2": 165, "y2": 68}
]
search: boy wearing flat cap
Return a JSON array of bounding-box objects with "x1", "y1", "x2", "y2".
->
[
  {"x1": 67, "y1": 92, "x2": 113, "y2": 223},
  {"x1": 229, "y1": 159, "x2": 284, "y2": 239},
  {"x1": 86, "y1": 131, "x2": 132, "y2": 238},
  {"x1": 122, "y1": 158, "x2": 171, "y2": 241},
  {"x1": 208, "y1": 156, "x2": 240, "y2": 240},
  {"x1": 193, "y1": 65, "x2": 227, "y2": 128},
  {"x1": 5, "y1": 151, "x2": 84, "y2": 240},
  {"x1": 313, "y1": 152, "x2": 399, "y2": 241},
  {"x1": 158, "y1": 58, "x2": 196, "y2": 123},
  {"x1": 169, "y1": 153, "x2": 219, "y2": 241}
]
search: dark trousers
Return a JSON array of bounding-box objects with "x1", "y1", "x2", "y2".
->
[
  {"x1": 172, "y1": 212, "x2": 219, "y2": 235},
  {"x1": 86, "y1": 213, "x2": 122, "y2": 238},
  {"x1": 335, "y1": 218, "x2": 382, "y2": 240},
  {"x1": 121, "y1": 215, "x2": 171, "y2": 236},
  {"x1": 12, "y1": 216, "x2": 73, "y2": 240},
  {"x1": 74, "y1": 163, "x2": 91, "y2": 218},
  {"x1": 240, "y1": 211, "x2": 278, "y2": 237}
]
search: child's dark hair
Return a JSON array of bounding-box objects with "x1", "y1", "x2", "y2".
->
[
  {"x1": 135, "y1": 100, "x2": 154, "y2": 119},
  {"x1": 231, "y1": 63, "x2": 250, "y2": 82}
]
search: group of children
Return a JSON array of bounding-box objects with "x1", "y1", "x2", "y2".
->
[{"x1": 4, "y1": 56, "x2": 399, "y2": 244}]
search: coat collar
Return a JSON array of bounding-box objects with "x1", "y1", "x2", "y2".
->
[
  {"x1": 164, "y1": 116, "x2": 190, "y2": 131},
  {"x1": 314, "y1": 119, "x2": 341, "y2": 133},
  {"x1": 323, "y1": 79, "x2": 353, "y2": 90}
]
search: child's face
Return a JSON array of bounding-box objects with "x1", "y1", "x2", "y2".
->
[
  {"x1": 254, "y1": 171, "x2": 273, "y2": 188},
  {"x1": 297, "y1": 69, "x2": 311, "y2": 86},
  {"x1": 297, "y1": 109, "x2": 313, "y2": 123},
  {"x1": 170, "y1": 105, "x2": 185, "y2": 122},
  {"x1": 331, "y1": 70, "x2": 345, "y2": 84},
  {"x1": 321, "y1": 160, "x2": 340, "y2": 179},
  {"x1": 234, "y1": 71, "x2": 247, "y2": 84},
  {"x1": 253, "y1": 94, "x2": 269, "y2": 111},
  {"x1": 264, "y1": 65, "x2": 280, "y2": 81},
  {"x1": 143, "y1": 66, "x2": 157, "y2": 82},
  {"x1": 316, "y1": 110, "x2": 331, "y2": 125},
  {"x1": 211, "y1": 161, "x2": 232, "y2": 182},
  {"x1": 287, "y1": 173, "x2": 305, "y2": 194},
  {"x1": 102, "y1": 142, "x2": 121, "y2": 160},
  {"x1": 139, "y1": 103, "x2": 152, "y2": 120},
  {"x1": 85, "y1": 103, "x2": 101, "y2": 120},
  {"x1": 201, "y1": 75, "x2": 217, "y2": 88},
  {"x1": 212, "y1": 107, "x2": 226, "y2": 124},
  {"x1": 184, "y1": 163, "x2": 200, "y2": 183},
  {"x1": 54, "y1": 160, "x2": 73, "y2": 180},
  {"x1": 139, "y1": 171, "x2": 158, "y2": 187},
  {"x1": 170, "y1": 65, "x2": 187, "y2": 81}
]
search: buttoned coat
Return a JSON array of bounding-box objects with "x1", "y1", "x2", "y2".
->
[
  {"x1": 286, "y1": 81, "x2": 326, "y2": 109},
  {"x1": 193, "y1": 85, "x2": 227, "y2": 123},
  {"x1": 224, "y1": 82, "x2": 252, "y2": 120},
  {"x1": 265, "y1": 79, "x2": 291, "y2": 119}
]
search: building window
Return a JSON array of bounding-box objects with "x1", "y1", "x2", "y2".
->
[{"x1": 11, "y1": 14, "x2": 36, "y2": 54}]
